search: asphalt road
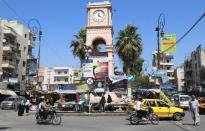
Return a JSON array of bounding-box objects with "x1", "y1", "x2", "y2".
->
[{"x1": 0, "y1": 110, "x2": 204, "y2": 131}]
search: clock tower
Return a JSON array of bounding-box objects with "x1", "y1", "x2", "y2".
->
[{"x1": 86, "y1": 1, "x2": 114, "y2": 76}]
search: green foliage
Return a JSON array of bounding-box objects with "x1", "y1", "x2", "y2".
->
[
  {"x1": 70, "y1": 28, "x2": 87, "y2": 62},
  {"x1": 115, "y1": 24, "x2": 143, "y2": 76},
  {"x1": 132, "y1": 75, "x2": 157, "y2": 89}
]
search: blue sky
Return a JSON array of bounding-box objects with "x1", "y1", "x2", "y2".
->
[{"x1": 0, "y1": 0, "x2": 205, "y2": 71}]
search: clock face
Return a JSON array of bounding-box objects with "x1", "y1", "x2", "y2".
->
[{"x1": 93, "y1": 10, "x2": 105, "y2": 22}]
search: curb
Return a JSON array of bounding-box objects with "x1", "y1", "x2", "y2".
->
[{"x1": 28, "y1": 111, "x2": 127, "y2": 116}]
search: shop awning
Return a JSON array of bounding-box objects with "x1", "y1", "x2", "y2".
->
[
  {"x1": 0, "y1": 89, "x2": 17, "y2": 96},
  {"x1": 76, "y1": 83, "x2": 88, "y2": 93}
]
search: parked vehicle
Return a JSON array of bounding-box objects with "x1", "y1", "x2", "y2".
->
[
  {"x1": 143, "y1": 99, "x2": 185, "y2": 121},
  {"x1": 173, "y1": 94, "x2": 190, "y2": 109},
  {"x1": 199, "y1": 98, "x2": 205, "y2": 113},
  {"x1": 1, "y1": 96, "x2": 26, "y2": 110},
  {"x1": 129, "y1": 107, "x2": 159, "y2": 125},
  {"x1": 35, "y1": 107, "x2": 61, "y2": 125}
]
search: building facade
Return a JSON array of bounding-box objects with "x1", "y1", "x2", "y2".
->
[
  {"x1": 152, "y1": 50, "x2": 175, "y2": 85},
  {"x1": 0, "y1": 18, "x2": 34, "y2": 91},
  {"x1": 40, "y1": 66, "x2": 81, "y2": 91},
  {"x1": 174, "y1": 65, "x2": 185, "y2": 92},
  {"x1": 184, "y1": 45, "x2": 205, "y2": 93}
]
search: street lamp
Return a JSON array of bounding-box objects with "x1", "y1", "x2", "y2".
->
[
  {"x1": 28, "y1": 18, "x2": 42, "y2": 89},
  {"x1": 155, "y1": 13, "x2": 165, "y2": 70}
]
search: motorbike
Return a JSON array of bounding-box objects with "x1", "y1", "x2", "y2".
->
[
  {"x1": 35, "y1": 107, "x2": 61, "y2": 125},
  {"x1": 129, "y1": 107, "x2": 159, "y2": 125}
]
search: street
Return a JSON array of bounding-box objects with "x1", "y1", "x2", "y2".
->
[{"x1": 0, "y1": 110, "x2": 204, "y2": 131}]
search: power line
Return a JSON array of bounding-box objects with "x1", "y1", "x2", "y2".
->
[
  {"x1": 162, "y1": 12, "x2": 205, "y2": 52},
  {"x1": 1, "y1": 0, "x2": 27, "y2": 24}
]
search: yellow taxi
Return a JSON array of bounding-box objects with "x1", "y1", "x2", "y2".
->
[
  {"x1": 142, "y1": 99, "x2": 185, "y2": 121},
  {"x1": 199, "y1": 98, "x2": 205, "y2": 113}
]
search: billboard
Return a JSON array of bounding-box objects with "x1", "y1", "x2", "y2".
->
[
  {"x1": 27, "y1": 59, "x2": 37, "y2": 76},
  {"x1": 161, "y1": 34, "x2": 176, "y2": 53},
  {"x1": 82, "y1": 55, "x2": 108, "y2": 81}
]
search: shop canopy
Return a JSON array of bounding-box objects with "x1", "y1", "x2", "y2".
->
[
  {"x1": 54, "y1": 84, "x2": 77, "y2": 94},
  {"x1": 161, "y1": 86, "x2": 176, "y2": 92},
  {"x1": 0, "y1": 88, "x2": 17, "y2": 96}
]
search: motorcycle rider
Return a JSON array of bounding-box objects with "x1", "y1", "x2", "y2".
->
[
  {"x1": 38, "y1": 97, "x2": 50, "y2": 119},
  {"x1": 135, "y1": 97, "x2": 146, "y2": 118}
]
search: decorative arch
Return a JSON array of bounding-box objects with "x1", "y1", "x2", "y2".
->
[{"x1": 91, "y1": 37, "x2": 107, "y2": 54}]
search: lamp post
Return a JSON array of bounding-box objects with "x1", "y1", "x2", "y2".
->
[
  {"x1": 28, "y1": 18, "x2": 42, "y2": 89},
  {"x1": 155, "y1": 13, "x2": 165, "y2": 70}
]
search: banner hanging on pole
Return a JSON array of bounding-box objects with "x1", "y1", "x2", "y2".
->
[{"x1": 161, "y1": 34, "x2": 176, "y2": 53}]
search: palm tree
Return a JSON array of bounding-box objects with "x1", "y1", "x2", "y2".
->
[
  {"x1": 115, "y1": 24, "x2": 143, "y2": 88},
  {"x1": 70, "y1": 28, "x2": 87, "y2": 62}
]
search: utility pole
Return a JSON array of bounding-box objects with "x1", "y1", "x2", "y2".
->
[
  {"x1": 155, "y1": 13, "x2": 165, "y2": 70},
  {"x1": 28, "y1": 19, "x2": 42, "y2": 90}
]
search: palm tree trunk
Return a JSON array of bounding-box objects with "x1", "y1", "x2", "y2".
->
[{"x1": 126, "y1": 67, "x2": 132, "y2": 98}]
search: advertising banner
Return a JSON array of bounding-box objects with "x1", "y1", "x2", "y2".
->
[
  {"x1": 151, "y1": 70, "x2": 167, "y2": 78},
  {"x1": 108, "y1": 79, "x2": 128, "y2": 94},
  {"x1": 108, "y1": 76, "x2": 128, "y2": 94},
  {"x1": 82, "y1": 55, "x2": 109, "y2": 81},
  {"x1": 161, "y1": 34, "x2": 176, "y2": 53},
  {"x1": 27, "y1": 59, "x2": 37, "y2": 76},
  {"x1": 82, "y1": 62, "x2": 94, "y2": 78}
]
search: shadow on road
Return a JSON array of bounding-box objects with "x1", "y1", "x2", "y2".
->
[
  {"x1": 182, "y1": 123, "x2": 194, "y2": 126},
  {"x1": 0, "y1": 127, "x2": 11, "y2": 130}
]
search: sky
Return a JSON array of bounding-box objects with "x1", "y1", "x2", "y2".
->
[{"x1": 0, "y1": 0, "x2": 205, "y2": 71}]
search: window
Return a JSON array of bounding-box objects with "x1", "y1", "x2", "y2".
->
[
  {"x1": 147, "y1": 101, "x2": 157, "y2": 107},
  {"x1": 25, "y1": 34, "x2": 27, "y2": 38},
  {"x1": 65, "y1": 78, "x2": 68, "y2": 82},
  {"x1": 23, "y1": 61, "x2": 26, "y2": 67},
  {"x1": 157, "y1": 101, "x2": 168, "y2": 107},
  {"x1": 166, "y1": 59, "x2": 170, "y2": 63},
  {"x1": 22, "y1": 75, "x2": 25, "y2": 80},
  {"x1": 58, "y1": 71, "x2": 61, "y2": 74},
  {"x1": 24, "y1": 47, "x2": 26, "y2": 51},
  {"x1": 64, "y1": 71, "x2": 67, "y2": 74}
]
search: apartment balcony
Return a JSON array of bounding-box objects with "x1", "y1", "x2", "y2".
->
[
  {"x1": 28, "y1": 40, "x2": 35, "y2": 48},
  {"x1": 3, "y1": 28, "x2": 17, "y2": 37},
  {"x1": 168, "y1": 76, "x2": 175, "y2": 80},
  {"x1": 160, "y1": 62, "x2": 174, "y2": 66},
  {"x1": 2, "y1": 42, "x2": 18, "y2": 52},
  {"x1": 166, "y1": 70, "x2": 174, "y2": 73},
  {"x1": 1, "y1": 60, "x2": 15, "y2": 69},
  {"x1": 53, "y1": 81, "x2": 69, "y2": 84}
]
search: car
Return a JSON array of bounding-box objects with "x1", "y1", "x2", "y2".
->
[
  {"x1": 142, "y1": 99, "x2": 185, "y2": 121},
  {"x1": 0, "y1": 96, "x2": 26, "y2": 110},
  {"x1": 173, "y1": 94, "x2": 190, "y2": 109},
  {"x1": 199, "y1": 98, "x2": 205, "y2": 113}
]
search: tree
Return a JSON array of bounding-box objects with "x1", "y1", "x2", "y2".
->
[
  {"x1": 70, "y1": 28, "x2": 87, "y2": 62},
  {"x1": 132, "y1": 75, "x2": 157, "y2": 89},
  {"x1": 115, "y1": 24, "x2": 143, "y2": 88}
]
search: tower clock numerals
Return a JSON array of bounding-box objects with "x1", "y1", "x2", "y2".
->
[{"x1": 93, "y1": 10, "x2": 105, "y2": 22}]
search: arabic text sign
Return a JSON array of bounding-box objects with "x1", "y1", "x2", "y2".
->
[{"x1": 161, "y1": 34, "x2": 176, "y2": 53}]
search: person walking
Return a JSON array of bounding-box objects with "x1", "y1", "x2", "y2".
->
[
  {"x1": 189, "y1": 95, "x2": 200, "y2": 126},
  {"x1": 107, "y1": 94, "x2": 112, "y2": 111},
  {"x1": 25, "y1": 99, "x2": 31, "y2": 114},
  {"x1": 99, "y1": 94, "x2": 106, "y2": 112},
  {"x1": 18, "y1": 99, "x2": 25, "y2": 116},
  {"x1": 75, "y1": 93, "x2": 80, "y2": 111}
]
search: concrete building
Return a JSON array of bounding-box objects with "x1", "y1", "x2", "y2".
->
[
  {"x1": 40, "y1": 66, "x2": 81, "y2": 91},
  {"x1": 152, "y1": 50, "x2": 175, "y2": 85},
  {"x1": 184, "y1": 45, "x2": 205, "y2": 93},
  {"x1": 0, "y1": 18, "x2": 34, "y2": 91},
  {"x1": 174, "y1": 65, "x2": 185, "y2": 92}
]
